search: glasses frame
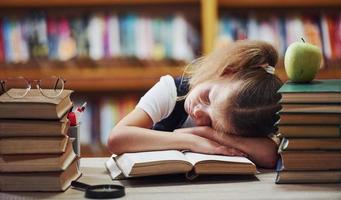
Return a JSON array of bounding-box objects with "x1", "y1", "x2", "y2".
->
[{"x1": 0, "y1": 76, "x2": 66, "y2": 99}]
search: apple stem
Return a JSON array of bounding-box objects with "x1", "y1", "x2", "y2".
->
[{"x1": 301, "y1": 38, "x2": 305, "y2": 43}]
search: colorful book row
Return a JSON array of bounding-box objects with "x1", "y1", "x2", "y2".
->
[
  {"x1": 0, "y1": 12, "x2": 199, "y2": 64},
  {"x1": 218, "y1": 13, "x2": 341, "y2": 60}
]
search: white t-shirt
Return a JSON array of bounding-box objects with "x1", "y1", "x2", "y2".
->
[{"x1": 136, "y1": 75, "x2": 195, "y2": 127}]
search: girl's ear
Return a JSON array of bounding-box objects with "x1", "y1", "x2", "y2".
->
[{"x1": 221, "y1": 68, "x2": 235, "y2": 76}]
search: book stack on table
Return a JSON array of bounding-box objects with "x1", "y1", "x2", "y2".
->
[
  {"x1": 0, "y1": 89, "x2": 81, "y2": 191},
  {"x1": 276, "y1": 80, "x2": 341, "y2": 184}
]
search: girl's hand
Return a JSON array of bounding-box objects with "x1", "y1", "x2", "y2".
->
[
  {"x1": 176, "y1": 127, "x2": 279, "y2": 168},
  {"x1": 174, "y1": 128, "x2": 246, "y2": 157},
  {"x1": 174, "y1": 126, "x2": 237, "y2": 147}
]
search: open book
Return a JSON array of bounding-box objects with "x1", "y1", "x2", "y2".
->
[{"x1": 106, "y1": 150, "x2": 257, "y2": 180}]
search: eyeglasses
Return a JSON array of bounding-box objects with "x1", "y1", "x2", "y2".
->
[{"x1": 0, "y1": 76, "x2": 66, "y2": 99}]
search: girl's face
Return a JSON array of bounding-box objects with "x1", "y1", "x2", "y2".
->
[{"x1": 184, "y1": 78, "x2": 238, "y2": 131}]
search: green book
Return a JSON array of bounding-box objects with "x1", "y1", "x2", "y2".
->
[
  {"x1": 278, "y1": 79, "x2": 341, "y2": 93},
  {"x1": 278, "y1": 79, "x2": 341, "y2": 103}
]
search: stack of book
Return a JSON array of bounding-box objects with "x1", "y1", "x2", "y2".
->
[
  {"x1": 276, "y1": 79, "x2": 341, "y2": 184},
  {"x1": 0, "y1": 89, "x2": 81, "y2": 191}
]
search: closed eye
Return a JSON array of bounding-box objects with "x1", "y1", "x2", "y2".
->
[{"x1": 199, "y1": 89, "x2": 210, "y2": 105}]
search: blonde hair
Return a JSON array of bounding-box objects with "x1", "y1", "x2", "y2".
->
[
  {"x1": 183, "y1": 40, "x2": 278, "y2": 90},
  {"x1": 182, "y1": 40, "x2": 282, "y2": 136}
]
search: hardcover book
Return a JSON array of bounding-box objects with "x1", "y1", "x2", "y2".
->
[
  {"x1": 278, "y1": 113, "x2": 341, "y2": 125},
  {"x1": 276, "y1": 170, "x2": 341, "y2": 184},
  {"x1": 280, "y1": 104, "x2": 341, "y2": 114},
  {"x1": 279, "y1": 138, "x2": 341, "y2": 151},
  {"x1": 0, "y1": 159, "x2": 81, "y2": 191},
  {"x1": 278, "y1": 79, "x2": 341, "y2": 103},
  {"x1": 278, "y1": 150, "x2": 341, "y2": 171},
  {"x1": 0, "y1": 113, "x2": 69, "y2": 137},
  {"x1": 0, "y1": 89, "x2": 73, "y2": 119},
  {"x1": 0, "y1": 139, "x2": 76, "y2": 172},
  {"x1": 278, "y1": 124, "x2": 341, "y2": 138},
  {"x1": 0, "y1": 136, "x2": 69, "y2": 154}
]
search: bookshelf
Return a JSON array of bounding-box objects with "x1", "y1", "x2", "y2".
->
[{"x1": 0, "y1": 0, "x2": 340, "y2": 157}]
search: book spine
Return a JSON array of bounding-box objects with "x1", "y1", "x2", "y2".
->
[{"x1": 278, "y1": 124, "x2": 341, "y2": 138}]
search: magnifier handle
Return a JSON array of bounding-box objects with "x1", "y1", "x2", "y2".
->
[{"x1": 71, "y1": 181, "x2": 91, "y2": 190}]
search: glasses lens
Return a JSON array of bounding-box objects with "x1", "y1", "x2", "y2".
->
[
  {"x1": 5, "y1": 77, "x2": 30, "y2": 98},
  {"x1": 39, "y1": 76, "x2": 65, "y2": 98}
]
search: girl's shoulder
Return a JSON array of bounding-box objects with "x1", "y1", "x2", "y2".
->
[{"x1": 158, "y1": 75, "x2": 189, "y2": 96}]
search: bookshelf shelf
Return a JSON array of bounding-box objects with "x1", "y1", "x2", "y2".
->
[
  {"x1": 218, "y1": 0, "x2": 341, "y2": 7},
  {"x1": 0, "y1": 0, "x2": 199, "y2": 7},
  {"x1": 0, "y1": 66, "x2": 183, "y2": 91},
  {"x1": 276, "y1": 67, "x2": 341, "y2": 82}
]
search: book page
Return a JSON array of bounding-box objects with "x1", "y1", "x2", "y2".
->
[
  {"x1": 115, "y1": 150, "x2": 189, "y2": 177},
  {"x1": 105, "y1": 155, "x2": 124, "y2": 180},
  {"x1": 184, "y1": 152, "x2": 254, "y2": 166}
]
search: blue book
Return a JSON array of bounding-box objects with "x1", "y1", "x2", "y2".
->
[{"x1": 2, "y1": 17, "x2": 12, "y2": 62}]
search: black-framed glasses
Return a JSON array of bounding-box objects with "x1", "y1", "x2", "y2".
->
[{"x1": 0, "y1": 76, "x2": 66, "y2": 99}]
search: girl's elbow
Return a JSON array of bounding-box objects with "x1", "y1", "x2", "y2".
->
[
  {"x1": 107, "y1": 129, "x2": 126, "y2": 155},
  {"x1": 264, "y1": 139, "x2": 280, "y2": 168},
  {"x1": 266, "y1": 152, "x2": 279, "y2": 169}
]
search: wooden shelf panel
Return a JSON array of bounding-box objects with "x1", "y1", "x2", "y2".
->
[
  {"x1": 0, "y1": 0, "x2": 198, "y2": 7},
  {"x1": 218, "y1": 0, "x2": 341, "y2": 7},
  {"x1": 0, "y1": 66, "x2": 183, "y2": 91},
  {"x1": 276, "y1": 67, "x2": 341, "y2": 82}
]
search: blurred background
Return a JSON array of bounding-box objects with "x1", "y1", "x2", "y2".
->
[{"x1": 0, "y1": 0, "x2": 340, "y2": 157}]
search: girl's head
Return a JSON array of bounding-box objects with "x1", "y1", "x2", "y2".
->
[
  {"x1": 184, "y1": 40, "x2": 282, "y2": 137},
  {"x1": 185, "y1": 40, "x2": 278, "y2": 88}
]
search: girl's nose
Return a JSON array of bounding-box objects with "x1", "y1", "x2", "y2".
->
[{"x1": 192, "y1": 105, "x2": 211, "y2": 126}]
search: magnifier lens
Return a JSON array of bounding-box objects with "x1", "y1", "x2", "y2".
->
[
  {"x1": 85, "y1": 185, "x2": 125, "y2": 199},
  {"x1": 92, "y1": 186, "x2": 117, "y2": 192}
]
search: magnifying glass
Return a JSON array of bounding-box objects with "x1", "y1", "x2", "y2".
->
[{"x1": 71, "y1": 181, "x2": 125, "y2": 199}]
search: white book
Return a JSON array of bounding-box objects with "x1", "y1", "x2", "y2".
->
[
  {"x1": 100, "y1": 100, "x2": 114, "y2": 145},
  {"x1": 247, "y1": 14, "x2": 258, "y2": 40},
  {"x1": 285, "y1": 15, "x2": 305, "y2": 45},
  {"x1": 87, "y1": 14, "x2": 105, "y2": 60},
  {"x1": 108, "y1": 14, "x2": 121, "y2": 57},
  {"x1": 172, "y1": 14, "x2": 194, "y2": 61},
  {"x1": 78, "y1": 102, "x2": 92, "y2": 145},
  {"x1": 320, "y1": 14, "x2": 332, "y2": 58}
]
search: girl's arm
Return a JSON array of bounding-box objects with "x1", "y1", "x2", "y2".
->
[
  {"x1": 107, "y1": 108, "x2": 245, "y2": 156},
  {"x1": 175, "y1": 126, "x2": 278, "y2": 168}
]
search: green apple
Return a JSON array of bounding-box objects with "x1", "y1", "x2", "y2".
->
[{"x1": 284, "y1": 39, "x2": 322, "y2": 83}]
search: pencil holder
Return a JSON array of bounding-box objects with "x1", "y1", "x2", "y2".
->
[{"x1": 68, "y1": 124, "x2": 81, "y2": 157}]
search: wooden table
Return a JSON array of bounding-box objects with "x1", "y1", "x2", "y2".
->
[{"x1": 1, "y1": 158, "x2": 340, "y2": 200}]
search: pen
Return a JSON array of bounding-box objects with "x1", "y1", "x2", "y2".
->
[
  {"x1": 74, "y1": 102, "x2": 87, "y2": 125},
  {"x1": 67, "y1": 102, "x2": 87, "y2": 126},
  {"x1": 77, "y1": 102, "x2": 87, "y2": 113}
]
